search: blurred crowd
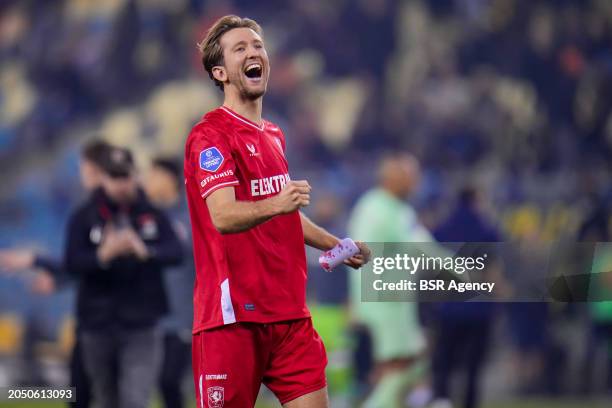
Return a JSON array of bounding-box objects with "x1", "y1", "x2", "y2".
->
[
  {"x1": 1, "y1": 0, "x2": 612, "y2": 406},
  {"x1": 1, "y1": 0, "x2": 611, "y2": 249}
]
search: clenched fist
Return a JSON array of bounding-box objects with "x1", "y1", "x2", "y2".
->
[{"x1": 272, "y1": 180, "x2": 311, "y2": 214}]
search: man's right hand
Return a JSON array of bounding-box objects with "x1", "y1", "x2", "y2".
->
[
  {"x1": 206, "y1": 180, "x2": 311, "y2": 234},
  {"x1": 272, "y1": 180, "x2": 311, "y2": 214}
]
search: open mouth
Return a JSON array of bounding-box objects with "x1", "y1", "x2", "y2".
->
[{"x1": 244, "y1": 63, "x2": 263, "y2": 79}]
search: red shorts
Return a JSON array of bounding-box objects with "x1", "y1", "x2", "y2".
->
[{"x1": 192, "y1": 317, "x2": 327, "y2": 407}]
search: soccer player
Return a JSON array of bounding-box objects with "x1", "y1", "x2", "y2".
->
[
  {"x1": 184, "y1": 15, "x2": 370, "y2": 408},
  {"x1": 347, "y1": 153, "x2": 435, "y2": 408}
]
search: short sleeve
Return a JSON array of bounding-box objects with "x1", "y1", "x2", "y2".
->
[{"x1": 187, "y1": 128, "x2": 239, "y2": 199}]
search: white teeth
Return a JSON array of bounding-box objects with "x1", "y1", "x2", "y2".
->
[{"x1": 246, "y1": 63, "x2": 261, "y2": 71}]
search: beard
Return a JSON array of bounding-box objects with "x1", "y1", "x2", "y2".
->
[
  {"x1": 240, "y1": 86, "x2": 266, "y2": 100},
  {"x1": 227, "y1": 69, "x2": 267, "y2": 100},
  {"x1": 238, "y1": 77, "x2": 266, "y2": 100}
]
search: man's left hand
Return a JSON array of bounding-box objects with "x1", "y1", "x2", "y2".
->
[{"x1": 343, "y1": 241, "x2": 371, "y2": 269}]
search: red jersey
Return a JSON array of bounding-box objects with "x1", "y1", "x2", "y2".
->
[{"x1": 184, "y1": 106, "x2": 310, "y2": 333}]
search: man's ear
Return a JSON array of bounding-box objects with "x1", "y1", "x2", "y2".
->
[{"x1": 212, "y1": 66, "x2": 227, "y2": 84}]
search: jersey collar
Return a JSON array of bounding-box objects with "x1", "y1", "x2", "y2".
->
[{"x1": 220, "y1": 106, "x2": 265, "y2": 131}]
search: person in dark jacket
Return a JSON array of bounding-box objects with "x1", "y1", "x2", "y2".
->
[
  {"x1": 430, "y1": 187, "x2": 503, "y2": 408},
  {"x1": 0, "y1": 139, "x2": 111, "y2": 408},
  {"x1": 64, "y1": 146, "x2": 182, "y2": 408}
]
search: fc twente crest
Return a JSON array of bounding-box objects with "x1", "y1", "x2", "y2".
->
[{"x1": 207, "y1": 386, "x2": 224, "y2": 408}]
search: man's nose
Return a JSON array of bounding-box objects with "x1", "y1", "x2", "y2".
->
[{"x1": 246, "y1": 45, "x2": 261, "y2": 58}]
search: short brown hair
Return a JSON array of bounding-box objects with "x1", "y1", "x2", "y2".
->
[
  {"x1": 198, "y1": 15, "x2": 263, "y2": 90},
  {"x1": 81, "y1": 139, "x2": 111, "y2": 168}
]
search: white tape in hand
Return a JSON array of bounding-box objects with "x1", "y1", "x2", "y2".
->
[{"x1": 319, "y1": 238, "x2": 359, "y2": 272}]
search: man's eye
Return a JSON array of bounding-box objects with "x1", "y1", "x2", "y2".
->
[
  {"x1": 255, "y1": 44, "x2": 263, "y2": 49},
  {"x1": 236, "y1": 47, "x2": 245, "y2": 52}
]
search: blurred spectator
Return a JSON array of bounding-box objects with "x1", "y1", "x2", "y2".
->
[
  {"x1": 0, "y1": 138, "x2": 111, "y2": 408},
  {"x1": 506, "y1": 238, "x2": 552, "y2": 393},
  {"x1": 430, "y1": 187, "x2": 503, "y2": 408},
  {"x1": 144, "y1": 157, "x2": 194, "y2": 408},
  {"x1": 64, "y1": 146, "x2": 182, "y2": 408}
]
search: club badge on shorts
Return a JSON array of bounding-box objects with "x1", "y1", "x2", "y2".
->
[
  {"x1": 207, "y1": 386, "x2": 224, "y2": 408},
  {"x1": 199, "y1": 147, "x2": 224, "y2": 172}
]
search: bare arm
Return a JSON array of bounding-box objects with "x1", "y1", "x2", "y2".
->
[
  {"x1": 206, "y1": 181, "x2": 311, "y2": 234},
  {"x1": 300, "y1": 212, "x2": 339, "y2": 250},
  {"x1": 300, "y1": 212, "x2": 372, "y2": 269}
]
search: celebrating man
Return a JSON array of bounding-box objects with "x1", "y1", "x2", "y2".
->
[{"x1": 184, "y1": 15, "x2": 370, "y2": 408}]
